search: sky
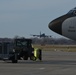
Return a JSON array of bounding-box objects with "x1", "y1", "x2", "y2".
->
[{"x1": 0, "y1": 0, "x2": 76, "y2": 38}]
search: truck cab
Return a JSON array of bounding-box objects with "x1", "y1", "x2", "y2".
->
[{"x1": 14, "y1": 38, "x2": 34, "y2": 60}]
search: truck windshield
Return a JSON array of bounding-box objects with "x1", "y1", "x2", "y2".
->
[
  {"x1": 16, "y1": 40, "x2": 27, "y2": 47},
  {"x1": 15, "y1": 39, "x2": 31, "y2": 48}
]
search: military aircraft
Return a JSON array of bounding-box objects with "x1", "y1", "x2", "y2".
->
[
  {"x1": 31, "y1": 32, "x2": 51, "y2": 38},
  {"x1": 48, "y1": 7, "x2": 76, "y2": 40}
]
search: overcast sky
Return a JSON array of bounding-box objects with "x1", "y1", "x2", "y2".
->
[{"x1": 0, "y1": 0, "x2": 76, "y2": 38}]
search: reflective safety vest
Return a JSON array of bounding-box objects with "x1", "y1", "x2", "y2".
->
[{"x1": 34, "y1": 48, "x2": 38, "y2": 58}]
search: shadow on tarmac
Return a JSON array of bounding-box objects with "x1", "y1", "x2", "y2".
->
[{"x1": 9, "y1": 60, "x2": 76, "y2": 65}]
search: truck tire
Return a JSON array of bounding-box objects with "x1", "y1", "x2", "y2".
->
[
  {"x1": 30, "y1": 56, "x2": 36, "y2": 61},
  {"x1": 23, "y1": 56, "x2": 28, "y2": 60},
  {"x1": 12, "y1": 59, "x2": 18, "y2": 63},
  {"x1": 12, "y1": 60, "x2": 18, "y2": 63},
  {"x1": 11, "y1": 53, "x2": 18, "y2": 63},
  {"x1": 38, "y1": 49, "x2": 42, "y2": 61}
]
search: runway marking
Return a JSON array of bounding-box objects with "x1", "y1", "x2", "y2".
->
[{"x1": 39, "y1": 67, "x2": 45, "y2": 70}]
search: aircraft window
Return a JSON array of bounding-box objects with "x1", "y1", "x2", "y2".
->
[
  {"x1": 68, "y1": 10, "x2": 73, "y2": 14},
  {"x1": 68, "y1": 7, "x2": 76, "y2": 14}
]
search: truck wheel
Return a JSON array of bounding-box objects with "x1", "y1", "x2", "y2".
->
[
  {"x1": 12, "y1": 59, "x2": 18, "y2": 63},
  {"x1": 38, "y1": 49, "x2": 42, "y2": 61},
  {"x1": 11, "y1": 54, "x2": 18, "y2": 63},
  {"x1": 31, "y1": 56, "x2": 36, "y2": 61},
  {"x1": 23, "y1": 56, "x2": 28, "y2": 60}
]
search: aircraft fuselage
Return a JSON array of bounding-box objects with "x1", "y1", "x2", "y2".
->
[{"x1": 49, "y1": 7, "x2": 76, "y2": 40}]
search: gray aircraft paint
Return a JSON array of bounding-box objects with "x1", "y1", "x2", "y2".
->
[{"x1": 62, "y1": 17, "x2": 76, "y2": 40}]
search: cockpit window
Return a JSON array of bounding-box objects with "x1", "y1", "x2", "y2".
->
[
  {"x1": 68, "y1": 7, "x2": 76, "y2": 15},
  {"x1": 73, "y1": 10, "x2": 76, "y2": 14}
]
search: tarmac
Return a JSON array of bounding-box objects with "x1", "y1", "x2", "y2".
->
[{"x1": 0, "y1": 51, "x2": 76, "y2": 75}]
